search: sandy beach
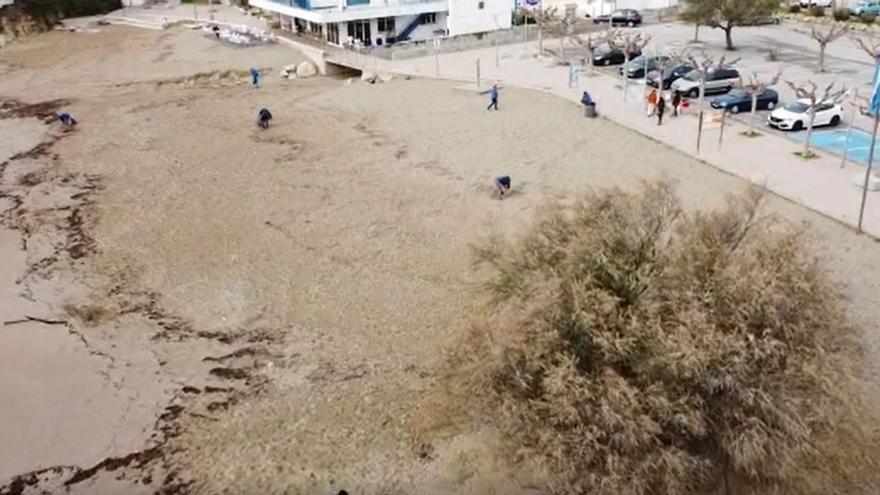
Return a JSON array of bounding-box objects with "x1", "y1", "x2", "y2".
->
[{"x1": 1, "y1": 25, "x2": 879, "y2": 494}]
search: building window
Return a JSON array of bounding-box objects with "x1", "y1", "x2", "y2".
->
[
  {"x1": 377, "y1": 16, "x2": 396, "y2": 32},
  {"x1": 477, "y1": 1, "x2": 484, "y2": 8},
  {"x1": 423, "y1": 12, "x2": 436, "y2": 23}
]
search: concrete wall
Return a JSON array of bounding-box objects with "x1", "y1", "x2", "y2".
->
[{"x1": 447, "y1": 0, "x2": 513, "y2": 36}]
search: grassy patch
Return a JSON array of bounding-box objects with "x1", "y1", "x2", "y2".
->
[{"x1": 794, "y1": 149, "x2": 821, "y2": 159}]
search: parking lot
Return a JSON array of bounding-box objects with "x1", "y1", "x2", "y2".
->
[{"x1": 589, "y1": 19, "x2": 880, "y2": 161}]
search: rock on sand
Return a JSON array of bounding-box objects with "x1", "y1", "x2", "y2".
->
[{"x1": 295, "y1": 61, "x2": 318, "y2": 78}]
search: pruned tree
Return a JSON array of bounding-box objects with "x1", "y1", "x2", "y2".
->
[
  {"x1": 650, "y1": 47, "x2": 689, "y2": 87},
  {"x1": 806, "y1": 24, "x2": 850, "y2": 72},
  {"x1": 739, "y1": 70, "x2": 781, "y2": 136},
  {"x1": 607, "y1": 29, "x2": 651, "y2": 102},
  {"x1": 530, "y1": 5, "x2": 560, "y2": 55},
  {"x1": 571, "y1": 33, "x2": 604, "y2": 75},
  {"x1": 682, "y1": 0, "x2": 779, "y2": 50},
  {"x1": 687, "y1": 53, "x2": 740, "y2": 152},
  {"x1": 851, "y1": 33, "x2": 880, "y2": 60},
  {"x1": 785, "y1": 80, "x2": 847, "y2": 158}
]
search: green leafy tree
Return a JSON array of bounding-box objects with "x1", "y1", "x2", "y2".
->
[{"x1": 681, "y1": 0, "x2": 778, "y2": 50}]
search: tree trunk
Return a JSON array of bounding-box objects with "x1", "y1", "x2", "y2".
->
[
  {"x1": 623, "y1": 52, "x2": 630, "y2": 102},
  {"x1": 805, "y1": 108, "x2": 817, "y2": 156},
  {"x1": 693, "y1": 23, "x2": 700, "y2": 42},
  {"x1": 724, "y1": 26, "x2": 734, "y2": 50},
  {"x1": 818, "y1": 42, "x2": 826, "y2": 72},
  {"x1": 749, "y1": 92, "x2": 759, "y2": 135}
]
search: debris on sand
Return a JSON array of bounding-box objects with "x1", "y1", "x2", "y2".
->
[
  {"x1": 156, "y1": 69, "x2": 252, "y2": 88},
  {"x1": 203, "y1": 24, "x2": 276, "y2": 46}
]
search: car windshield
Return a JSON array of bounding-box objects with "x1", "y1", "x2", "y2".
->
[
  {"x1": 628, "y1": 55, "x2": 646, "y2": 65},
  {"x1": 784, "y1": 102, "x2": 810, "y2": 113},
  {"x1": 727, "y1": 90, "x2": 748, "y2": 99},
  {"x1": 683, "y1": 70, "x2": 702, "y2": 81}
]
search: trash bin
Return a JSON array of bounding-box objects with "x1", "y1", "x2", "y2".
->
[{"x1": 584, "y1": 104, "x2": 597, "y2": 118}]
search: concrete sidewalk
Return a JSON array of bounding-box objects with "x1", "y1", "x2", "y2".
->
[{"x1": 385, "y1": 41, "x2": 880, "y2": 238}]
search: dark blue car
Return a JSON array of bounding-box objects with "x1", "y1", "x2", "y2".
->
[{"x1": 710, "y1": 88, "x2": 779, "y2": 113}]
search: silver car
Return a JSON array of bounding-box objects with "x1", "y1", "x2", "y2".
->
[{"x1": 671, "y1": 67, "x2": 741, "y2": 98}]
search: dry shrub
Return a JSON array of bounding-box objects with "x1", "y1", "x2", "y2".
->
[{"x1": 458, "y1": 182, "x2": 879, "y2": 495}]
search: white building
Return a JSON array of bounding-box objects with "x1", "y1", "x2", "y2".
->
[{"x1": 250, "y1": 0, "x2": 514, "y2": 46}]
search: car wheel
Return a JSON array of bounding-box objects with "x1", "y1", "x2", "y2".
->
[
  {"x1": 830, "y1": 115, "x2": 841, "y2": 126},
  {"x1": 792, "y1": 121, "x2": 804, "y2": 131},
  {"x1": 766, "y1": 101, "x2": 775, "y2": 110},
  {"x1": 627, "y1": 21, "x2": 635, "y2": 27},
  {"x1": 731, "y1": 105, "x2": 740, "y2": 114},
  {"x1": 604, "y1": 59, "x2": 611, "y2": 66},
  {"x1": 688, "y1": 88, "x2": 699, "y2": 98}
]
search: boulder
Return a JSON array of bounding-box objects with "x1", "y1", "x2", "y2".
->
[
  {"x1": 360, "y1": 71, "x2": 378, "y2": 84},
  {"x1": 280, "y1": 63, "x2": 298, "y2": 79},
  {"x1": 295, "y1": 61, "x2": 318, "y2": 78}
]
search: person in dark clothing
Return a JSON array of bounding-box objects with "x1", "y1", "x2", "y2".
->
[
  {"x1": 494, "y1": 175, "x2": 511, "y2": 199},
  {"x1": 671, "y1": 92, "x2": 682, "y2": 117},
  {"x1": 656, "y1": 96, "x2": 666, "y2": 126},
  {"x1": 257, "y1": 108, "x2": 272, "y2": 129},
  {"x1": 487, "y1": 84, "x2": 499, "y2": 111},
  {"x1": 212, "y1": 25, "x2": 221, "y2": 39},
  {"x1": 58, "y1": 112, "x2": 77, "y2": 126}
]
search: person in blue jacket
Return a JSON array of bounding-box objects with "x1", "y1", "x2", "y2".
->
[
  {"x1": 250, "y1": 67, "x2": 261, "y2": 88},
  {"x1": 486, "y1": 84, "x2": 499, "y2": 111}
]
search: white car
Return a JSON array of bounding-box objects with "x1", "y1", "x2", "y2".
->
[
  {"x1": 767, "y1": 99, "x2": 843, "y2": 131},
  {"x1": 799, "y1": 0, "x2": 832, "y2": 7}
]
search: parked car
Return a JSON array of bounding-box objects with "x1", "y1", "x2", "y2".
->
[
  {"x1": 619, "y1": 55, "x2": 671, "y2": 78},
  {"x1": 853, "y1": 0, "x2": 880, "y2": 16},
  {"x1": 671, "y1": 67, "x2": 741, "y2": 97},
  {"x1": 799, "y1": 0, "x2": 832, "y2": 7},
  {"x1": 647, "y1": 64, "x2": 694, "y2": 89},
  {"x1": 591, "y1": 9, "x2": 642, "y2": 26},
  {"x1": 592, "y1": 46, "x2": 642, "y2": 66},
  {"x1": 742, "y1": 14, "x2": 781, "y2": 25},
  {"x1": 710, "y1": 88, "x2": 779, "y2": 113},
  {"x1": 768, "y1": 99, "x2": 843, "y2": 130}
]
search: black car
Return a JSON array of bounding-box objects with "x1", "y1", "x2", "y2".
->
[
  {"x1": 620, "y1": 55, "x2": 671, "y2": 78},
  {"x1": 592, "y1": 46, "x2": 642, "y2": 66},
  {"x1": 591, "y1": 9, "x2": 642, "y2": 27},
  {"x1": 710, "y1": 88, "x2": 779, "y2": 113},
  {"x1": 646, "y1": 64, "x2": 694, "y2": 89}
]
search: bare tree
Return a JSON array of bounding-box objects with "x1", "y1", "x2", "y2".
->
[
  {"x1": 785, "y1": 81, "x2": 847, "y2": 158},
  {"x1": 687, "y1": 53, "x2": 740, "y2": 152},
  {"x1": 530, "y1": 6, "x2": 560, "y2": 55},
  {"x1": 851, "y1": 33, "x2": 880, "y2": 60},
  {"x1": 738, "y1": 70, "x2": 782, "y2": 137},
  {"x1": 805, "y1": 24, "x2": 850, "y2": 72},
  {"x1": 571, "y1": 33, "x2": 604, "y2": 75},
  {"x1": 607, "y1": 29, "x2": 651, "y2": 102},
  {"x1": 649, "y1": 47, "x2": 689, "y2": 89}
]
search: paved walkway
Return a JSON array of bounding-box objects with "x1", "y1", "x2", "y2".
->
[{"x1": 379, "y1": 41, "x2": 880, "y2": 238}]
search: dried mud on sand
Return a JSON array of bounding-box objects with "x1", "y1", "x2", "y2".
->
[{"x1": 1, "y1": 25, "x2": 880, "y2": 495}]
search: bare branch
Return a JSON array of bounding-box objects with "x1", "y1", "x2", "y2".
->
[
  {"x1": 810, "y1": 23, "x2": 850, "y2": 44},
  {"x1": 850, "y1": 34, "x2": 880, "y2": 60}
]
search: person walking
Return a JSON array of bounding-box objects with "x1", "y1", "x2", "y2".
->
[
  {"x1": 671, "y1": 91, "x2": 682, "y2": 117},
  {"x1": 647, "y1": 89, "x2": 658, "y2": 117},
  {"x1": 656, "y1": 95, "x2": 666, "y2": 126},
  {"x1": 487, "y1": 84, "x2": 499, "y2": 111},
  {"x1": 250, "y1": 68, "x2": 261, "y2": 88}
]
